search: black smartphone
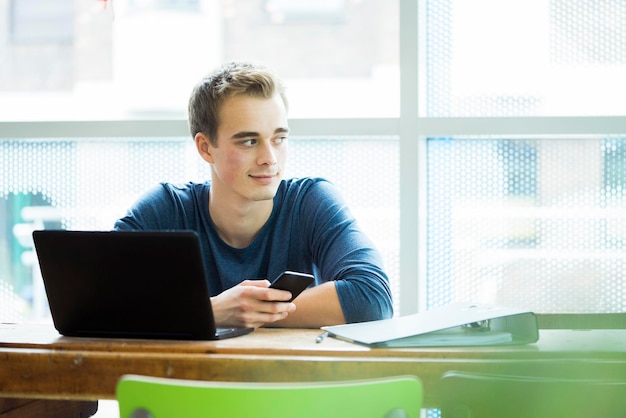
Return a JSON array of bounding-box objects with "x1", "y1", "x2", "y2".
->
[{"x1": 269, "y1": 271, "x2": 314, "y2": 302}]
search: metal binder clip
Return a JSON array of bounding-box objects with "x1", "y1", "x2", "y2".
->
[{"x1": 463, "y1": 320, "x2": 490, "y2": 331}]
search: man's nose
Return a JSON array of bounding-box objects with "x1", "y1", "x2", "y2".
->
[{"x1": 257, "y1": 142, "x2": 277, "y2": 166}]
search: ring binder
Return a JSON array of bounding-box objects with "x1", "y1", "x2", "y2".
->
[{"x1": 321, "y1": 302, "x2": 539, "y2": 348}]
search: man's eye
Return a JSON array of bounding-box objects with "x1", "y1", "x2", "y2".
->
[
  {"x1": 241, "y1": 139, "x2": 256, "y2": 147},
  {"x1": 275, "y1": 136, "x2": 288, "y2": 144}
]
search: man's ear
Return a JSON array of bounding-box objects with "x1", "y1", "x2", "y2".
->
[{"x1": 194, "y1": 132, "x2": 214, "y2": 163}]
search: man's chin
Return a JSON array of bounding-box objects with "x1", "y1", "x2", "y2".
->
[{"x1": 250, "y1": 187, "x2": 279, "y2": 202}]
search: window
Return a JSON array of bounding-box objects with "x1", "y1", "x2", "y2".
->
[
  {"x1": 426, "y1": 136, "x2": 625, "y2": 313},
  {"x1": 1, "y1": 0, "x2": 626, "y2": 325},
  {"x1": 0, "y1": 134, "x2": 399, "y2": 320},
  {"x1": 10, "y1": 0, "x2": 74, "y2": 43},
  {"x1": 0, "y1": 0, "x2": 400, "y2": 322},
  {"x1": 420, "y1": 0, "x2": 626, "y2": 314}
]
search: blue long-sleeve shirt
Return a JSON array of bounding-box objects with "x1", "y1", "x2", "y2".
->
[{"x1": 113, "y1": 177, "x2": 393, "y2": 323}]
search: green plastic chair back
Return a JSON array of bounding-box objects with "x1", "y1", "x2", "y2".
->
[
  {"x1": 116, "y1": 374, "x2": 423, "y2": 418},
  {"x1": 439, "y1": 370, "x2": 626, "y2": 418}
]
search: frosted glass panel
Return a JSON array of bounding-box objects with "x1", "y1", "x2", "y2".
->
[
  {"x1": 0, "y1": 136, "x2": 399, "y2": 321},
  {"x1": 426, "y1": 136, "x2": 626, "y2": 313}
]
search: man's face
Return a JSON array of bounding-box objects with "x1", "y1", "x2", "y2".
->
[{"x1": 208, "y1": 93, "x2": 289, "y2": 203}]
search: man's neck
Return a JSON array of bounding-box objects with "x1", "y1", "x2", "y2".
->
[{"x1": 208, "y1": 191, "x2": 273, "y2": 249}]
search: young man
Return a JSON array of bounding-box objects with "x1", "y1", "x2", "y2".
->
[{"x1": 114, "y1": 61, "x2": 393, "y2": 329}]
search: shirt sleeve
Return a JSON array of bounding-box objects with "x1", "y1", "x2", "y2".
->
[
  {"x1": 298, "y1": 179, "x2": 394, "y2": 323},
  {"x1": 113, "y1": 183, "x2": 194, "y2": 231}
]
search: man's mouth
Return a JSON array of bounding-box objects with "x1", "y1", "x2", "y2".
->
[{"x1": 250, "y1": 173, "x2": 278, "y2": 183}]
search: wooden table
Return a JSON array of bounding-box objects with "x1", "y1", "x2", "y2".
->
[{"x1": 1, "y1": 322, "x2": 626, "y2": 416}]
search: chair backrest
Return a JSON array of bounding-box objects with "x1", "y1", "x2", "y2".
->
[
  {"x1": 116, "y1": 374, "x2": 423, "y2": 418},
  {"x1": 438, "y1": 370, "x2": 626, "y2": 418}
]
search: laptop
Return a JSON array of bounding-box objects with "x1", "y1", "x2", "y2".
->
[{"x1": 32, "y1": 229, "x2": 254, "y2": 340}]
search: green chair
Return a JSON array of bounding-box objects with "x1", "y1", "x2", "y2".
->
[
  {"x1": 438, "y1": 370, "x2": 626, "y2": 418},
  {"x1": 116, "y1": 374, "x2": 423, "y2": 418}
]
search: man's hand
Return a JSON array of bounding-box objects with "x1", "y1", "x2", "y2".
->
[{"x1": 210, "y1": 279, "x2": 296, "y2": 328}]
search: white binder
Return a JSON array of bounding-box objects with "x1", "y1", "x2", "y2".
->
[{"x1": 322, "y1": 302, "x2": 539, "y2": 348}]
